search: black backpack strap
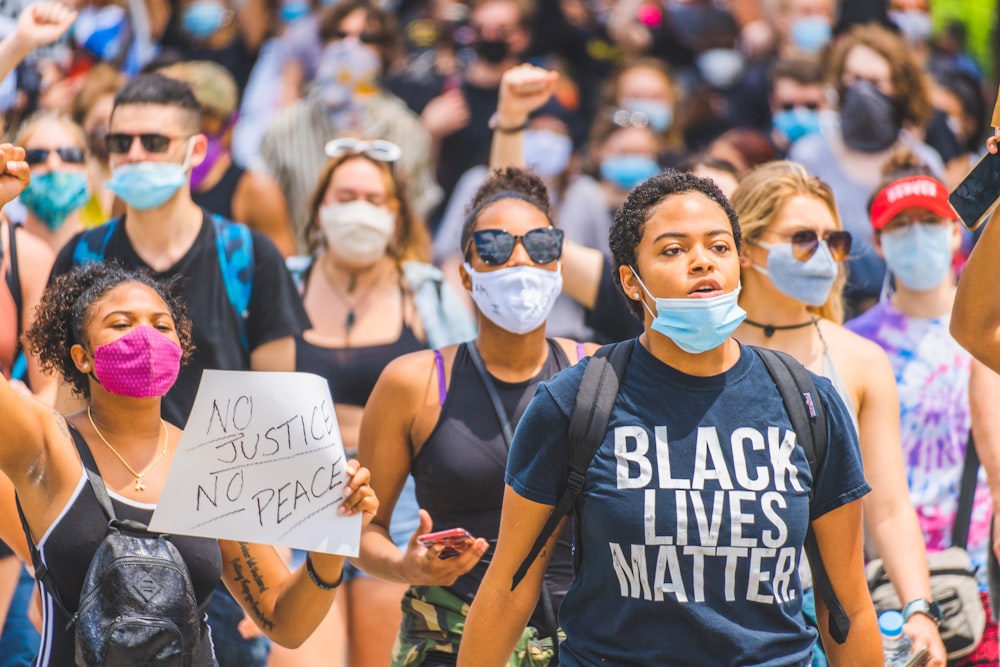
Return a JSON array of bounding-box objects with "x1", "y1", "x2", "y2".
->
[
  {"x1": 952, "y1": 432, "x2": 980, "y2": 550},
  {"x1": 511, "y1": 340, "x2": 632, "y2": 590},
  {"x1": 465, "y1": 341, "x2": 514, "y2": 448},
  {"x1": 6, "y1": 221, "x2": 21, "y2": 333},
  {"x1": 753, "y1": 346, "x2": 850, "y2": 645}
]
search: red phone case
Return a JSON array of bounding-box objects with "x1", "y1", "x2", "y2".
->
[{"x1": 417, "y1": 528, "x2": 473, "y2": 559}]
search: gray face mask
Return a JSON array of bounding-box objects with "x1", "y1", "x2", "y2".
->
[{"x1": 839, "y1": 80, "x2": 900, "y2": 153}]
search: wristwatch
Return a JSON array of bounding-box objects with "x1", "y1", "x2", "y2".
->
[{"x1": 902, "y1": 598, "x2": 942, "y2": 626}]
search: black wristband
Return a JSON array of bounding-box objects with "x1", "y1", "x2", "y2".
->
[
  {"x1": 488, "y1": 113, "x2": 529, "y2": 134},
  {"x1": 305, "y1": 553, "x2": 343, "y2": 590}
]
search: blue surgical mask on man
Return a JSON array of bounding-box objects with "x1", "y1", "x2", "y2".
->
[
  {"x1": 790, "y1": 16, "x2": 832, "y2": 54},
  {"x1": 523, "y1": 129, "x2": 573, "y2": 178},
  {"x1": 880, "y1": 223, "x2": 954, "y2": 291},
  {"x1": 182, "y1": 0, "x2": 228, "y2": 39},
  {"x1": 106, "y1": 140, "x2": 194, "y2": 210},
  {"x1": 751, "y1": 239, "x2": 839, "y2": 306},
  {"x1": 772, "y1": 106, "x2": 821, "y2": 144},
  {"x1": 631, "y1": 268, "x2": 746, "y2": 354},
  {"x1": 621, "y1": 98, "x2": 673, "y2": 134},
  {"x1": 19, "y1": 171, "x2": 90, "y2": 230},
  {"x1": 601, "y1": 155, "x2": 660, "y2": 191}
]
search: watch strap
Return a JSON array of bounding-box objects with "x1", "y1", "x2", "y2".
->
[{"x1": 902, "y1": 598, "x2": 941, "y2": 625}]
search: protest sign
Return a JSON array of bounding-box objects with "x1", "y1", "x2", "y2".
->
[{"x1": 149, "y1": 370, "x2": 360, "y2": 555}]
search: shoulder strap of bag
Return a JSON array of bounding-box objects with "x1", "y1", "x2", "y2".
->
[
  {"x1": 465, "y1": 340, "x2": 514, "y2": 449},
  {"x1": 753, "y1": 346, "x2": 850, "y2": 645},
  {"x1": 210, "y1": 214, "x2": 254, "y2": 354},
  {"x1": 511, "y1": 340, "x2": 632, "y2": 591},
  {"x1": 6, "y1": 221, "x2": 21, "y2": 331},
  {"x1": 71, "y1": 217, "x2": 121, "y2": 267},
  {"x1": 952, "y1": 433, "x2": 981, "y2": 550}
]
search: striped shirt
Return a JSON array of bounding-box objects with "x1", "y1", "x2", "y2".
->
[{"x1": 254, "y1": 89, "x2": 441, "y2": 254}]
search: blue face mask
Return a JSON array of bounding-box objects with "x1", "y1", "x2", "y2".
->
[
  {"x1": 182, "y1": 0, "x2": 227, "y2": 39},
  {"x1": 106, "y1": 142, "x2": 193, "y2": 210},
  {"x1": 523, "y1": 129, "x2": 573, "y2": 178},
  {"x1": 621, "y1": 98, "x2": 673, "y2": 134},
  {"x1": 600, "y1": 155, "x2": 660, "y2": 191},
  {"x1": 631, "y1": 268, "x2": 746, "y2": 354},
  {"x1": 279, "y1": 0, "x2": 310, "y2": 24},
  {"x1": 772, "y1": 107, "x2": 821, "y2": 144},
  {"x1": 752, "y1": 239, "x2": 838, "y2": 306},
  {"x1": 20, "y1": 170, "x2": 90, "y2": 231},
  {"x1": 880, "y1": 223, "x2": 953, "y2": 291},
  {"x1": 791, "y1": 16, "x2": 832, "y2": 54}
]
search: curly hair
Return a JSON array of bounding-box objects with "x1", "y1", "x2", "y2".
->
[
  {"x1": 609, "y1": 169, "x2": 741, "y2": 319},
  {"x1": 24, "y1": 263, "x2": 194, "y2": 398},
  {"x1": 460, "y1": 167, "x2": 553, "y2": 259}
]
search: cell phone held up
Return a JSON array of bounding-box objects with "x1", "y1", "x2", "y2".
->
[
  {"x1": 417, "y1": 528, "x2": 474, "y2": 560},
  {"x1": 949, "y1": 151, "x2": 1000, "y2": 231}
]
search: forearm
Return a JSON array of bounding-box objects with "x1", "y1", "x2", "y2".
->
[
  {"x1": 0, "y1": 35, "x2": 33, "y2": 85},
  {"x1": 457, "y1": 562, "x2": 539, "y2": 667},
  {"x1": 560, "y1": 241, "x2": 603, "y2": 310},
  {"x1": 970, "y1": 362, "x2": 1000, "y2": 508},
  {"x1": 489, "y1": 125, "x2": 525, "y2": 170},
  {"x1": 357, "y1": 525, "x2": 412, "y2": 584},
  {"x1": 952, "y1": 216, "x2": 1000, "y2": 370},
  {"x1": 864, "y1": 497, "x2": 932, "y2": 603},
  {"x1": 820, "y1": 601, "x2": 882, "y2": 666}
]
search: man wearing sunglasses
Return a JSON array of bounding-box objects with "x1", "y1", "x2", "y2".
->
[{"x1": 769, "y1": 54, "x2": 827, "y2": 154}]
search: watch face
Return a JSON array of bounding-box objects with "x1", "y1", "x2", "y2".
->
[{"x1": 905, "y1": 599, "x2": 941, "y2": 623}]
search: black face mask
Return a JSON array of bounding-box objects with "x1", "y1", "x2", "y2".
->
[
  {"x1": 473, "y1": 38, "x2": 510, "y2": 65},
  {"x1": 839, "y1": 80, "x2": 901, "y2": 153}
]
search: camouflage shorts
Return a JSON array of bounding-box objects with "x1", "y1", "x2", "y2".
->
[{"x1": 390, "y1": 585, "x2": 558, "y2": 667}]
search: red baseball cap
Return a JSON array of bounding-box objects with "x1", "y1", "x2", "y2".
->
[{"x1": 869, "y1": 175, "x2": 956, "y2": 231}]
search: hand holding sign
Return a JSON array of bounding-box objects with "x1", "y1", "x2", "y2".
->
[{"x1": 150, "y1": 370, "x2": 370, "y2": 555}]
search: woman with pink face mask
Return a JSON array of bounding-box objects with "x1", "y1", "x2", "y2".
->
[{"x1": 0, "y1": 236, "x2": 377, "y2": 665}]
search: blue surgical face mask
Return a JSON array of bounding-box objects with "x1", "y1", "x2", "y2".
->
[
  {"x1": 279, "y1": 0, "x2": 310, "y2": 24},
  {"x1": 889, "y1": 10, "x2": 933, "y2": 45},
  {"x1": 600, "y1": 155, "x2": 660, "y2": 191},
  {"x1": 19, "y1": 170, "x2": 90, "y2": 231},
  {"x1": 880, "y1": 223, "x2": 954, "y2": 291},
  {"x1": 631, "y1": 268, "x2": 746, "y2": 354},
  {"x1": 621, "y1": 98, "x2": 673, "y2": 134},
  {"x1": 772, "y1": 107, "x2": 821, "y2": 144},
  {"x1": 106, "y1": 141, "x2": 193, "y2": 210},
  {"x1": 523, "y1": 129, "x2": 573, "y2": 178},
  {"x1": 791, "y1": 16, "x2": 832, "y2": 54},
  {"x1": 751, "y1": 239, "x2": 838, "y2": 306},
  {"x1": 182, "y1": 0, "x2": 227, "y2": 39}
]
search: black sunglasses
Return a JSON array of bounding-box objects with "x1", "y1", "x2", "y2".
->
[
  {"x1": 760, "y1": 229, "x2": 853, "y2": 262},
  {"x1": 469, "y1": 228, "x2": 564, "y2": 266},
  {"x1": 333, "y1": 29, "x2": 386, "y2": 44},
  {"x1": 24, "y1": 147, "x2": 86, "y2": 166},
  {"x1": 778, "y1": 102, "x2": 819, "y2": 112},
  {"x1": 106, "y1": 133, "x2": 188, "y2": 154}
]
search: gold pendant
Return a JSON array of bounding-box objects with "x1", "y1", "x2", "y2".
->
[{"x1": 135, "y1": 477, "x2": 146, "y2": 492}]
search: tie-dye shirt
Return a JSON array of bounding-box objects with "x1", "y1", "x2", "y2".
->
[{"x1": 848, "y1": 300, "x2": 992, "y2": 587}]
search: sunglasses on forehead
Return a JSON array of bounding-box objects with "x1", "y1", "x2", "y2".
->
[
  {"x1": 468, "y1": 228, "x2": 564, "y2": 266},
  {"x1": 756, "y1": 229, "x2": 852, "y2": 262},
  {"x1": 24, "y1": 147, "x2": 86, "y2": 166},
  {"x1": 106, "y1": 133, "x2": 190, "y2": 154},
  {"x1": 324, "y1": 138, "x2": 401, "y2": 163}
]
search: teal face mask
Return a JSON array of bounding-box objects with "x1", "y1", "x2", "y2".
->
[
  {"x1": 20, "y1": 170, "x2": 90, "y2": 230},
  {"x1": 880, "y1": 223, "x2": 954, "y2": 291},
  {"x1": 631, "y1": 268, "x2": 746, "y2": 353}
]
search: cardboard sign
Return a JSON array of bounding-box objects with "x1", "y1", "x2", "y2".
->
[{"x1": 149, "y1": 370, "x2": 360, "y2": 556}]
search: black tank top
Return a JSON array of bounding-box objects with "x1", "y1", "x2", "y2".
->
[
  {"x1": 413, "y1": 340, "x2": 576, "y2": 627},
  {"x1": 295, "y1": 323, "x2": 424, "y2": 407},
  {"x1": 192, "y1": 161, "x2": 244, "y2": 220},
  {"x1": 31, "y1": 426, "x2": 222, "y2": 666}
]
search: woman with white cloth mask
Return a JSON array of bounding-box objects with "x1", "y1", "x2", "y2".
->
[
  {"x1": 357, "y1": 167, "x2": 597, "y2": 666},
  {"x1": 732, "y1": 160, "x2": 947, "y2": 667}
]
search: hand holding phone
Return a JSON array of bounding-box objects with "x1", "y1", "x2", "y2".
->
[
  {"x1": 949, "y1": 151, "x2": 1000, "y2": 231},
  {"x1": 417, "y1": 528, "x2": 474, "y2": 560},
  {"x1": 905, "y1": 646, "x2": 930, "y2": 667}
]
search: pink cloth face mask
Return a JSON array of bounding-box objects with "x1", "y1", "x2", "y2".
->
[{"x1": 93, "y1": 326, "x2": 182, "y2": 398}]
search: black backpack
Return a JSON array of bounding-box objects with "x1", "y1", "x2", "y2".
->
[
  {"x1": 511, "y1": 341, "x2": 851, "y2": 646},
  {"x1": 18, "y1": 427, "x2": 203, "y2": 666}
]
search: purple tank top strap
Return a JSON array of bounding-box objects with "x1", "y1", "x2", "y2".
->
[
  {"x1": 576, "y1": 341, "x2": 585, "y2": 362},
  {"x1": 433, "y1": 349, "x2": 447, "y2": 406}
]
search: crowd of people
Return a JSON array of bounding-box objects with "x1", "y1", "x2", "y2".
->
[{"x1": 0, "y1": 0, "x2": 999, "y2": 665}]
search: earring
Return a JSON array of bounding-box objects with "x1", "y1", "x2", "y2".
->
[{"x1": 633, "y1": 293, "x2": 640, "y2": 299}]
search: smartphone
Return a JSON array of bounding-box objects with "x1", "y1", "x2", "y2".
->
[
  {"x1": 949, "y1": 151, "x2": 1000, "y2": 231},
  {"x1": 905, "y1": 646, "x2": 930, "y2": 667},
  {"x1": 417, "y1": 528, "x2": 474, "y2": 560}
]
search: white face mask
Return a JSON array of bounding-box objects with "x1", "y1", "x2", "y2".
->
[
  {"x1": 463, "y1": 262, "x2": 563, "y2": 335},
  {"x1": 319, "y1": 199, "x2": 396, "y2": 265}
]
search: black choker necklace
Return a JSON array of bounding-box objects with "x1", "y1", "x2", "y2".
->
[{"x1": 744, "y1": 317, "x2": 818, "y2": 338}]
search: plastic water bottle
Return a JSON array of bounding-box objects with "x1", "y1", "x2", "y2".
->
[{"x1": 879, "y1": 610, "x2": 912, "y2": 666}]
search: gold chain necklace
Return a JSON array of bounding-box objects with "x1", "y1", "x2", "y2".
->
[{"x1": 87, "y1": 407, "x2": 169, "y2": 492}]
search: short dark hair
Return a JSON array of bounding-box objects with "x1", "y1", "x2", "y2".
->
[
  {"x1": 111, "y1": 73, "x2": 202, "y2": 132},
  {"x1": 25, "y1": 263, "x2": 194, "y2": 398},
  {"x1": 769, "y1": 54, "x2": 824, "y2": 92},
  {"x1": 460, "y1": 167, "x2": 552, "y2": 259},
  {"x1": 609, "y1": 170, "x2": 741, "y2": 319}
]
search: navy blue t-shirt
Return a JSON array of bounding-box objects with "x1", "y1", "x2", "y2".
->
[{"x1": 506, "y1": 340, "x2": 870, "y2": 667}]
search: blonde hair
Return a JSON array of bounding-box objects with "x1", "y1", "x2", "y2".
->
[
  {"x1": 730, "y1": 161, "x2": 845, "y2": 323},
  {"x1": 15, "y1": 111, "x2": 88, "y2": 151}
]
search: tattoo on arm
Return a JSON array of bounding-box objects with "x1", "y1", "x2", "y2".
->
[{"x1": 230, "y1": 541, "x2": 274, "y2": 631}]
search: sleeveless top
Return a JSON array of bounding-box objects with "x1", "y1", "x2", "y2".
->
[
  {"x1": 30, "y1": 426, "x2": 222, "y2": 666},
  {"x1": 192, "y1": 162, "x2": 244, "y2": 221},
  {"x1": 0, "y1": 222, "x2": 18, "y2": 378},
  {"x1": 413, "y1": 339, "x2": 579, "y2": 627}
]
